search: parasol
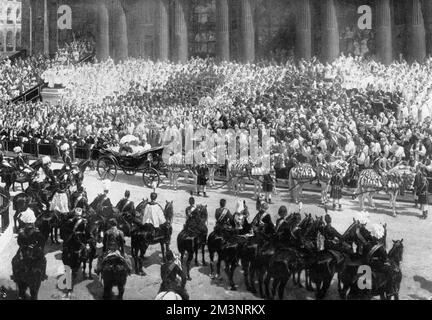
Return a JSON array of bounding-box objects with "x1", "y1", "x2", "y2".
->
[{"x1": 120, "y1": 134, "x2": 139, "y2": 145}]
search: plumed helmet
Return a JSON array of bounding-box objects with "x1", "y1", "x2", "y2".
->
[
  {"x1": 60, "y1": 143, "x2": 70, "y2": 152},
  {"x1": 13, "y1": 146, "x2": 22, "y2": 153},
  {"x1": 235, "y1": 199, "x2": 245, "y2": 213},
  {"x1": 42, "y1": 156, "x2": 51, "y2": 165}
]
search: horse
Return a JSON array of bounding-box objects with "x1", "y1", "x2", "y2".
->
[
  {"x1": 288, "y1": 163, "x2": 317, "y2": 205},
  {"x1": 100, "y1": 254, "x2": 129, "y2": 300},
  {"x1": 354, "y1": 166, "x2": 415, "y2": 217},
  {"x1": 177, "y1": 204, "x2": 208, "y2": 280},
  {"x1": 70, "y1": 159, "x2": 93, "y2": 187},
  {"x1": 155, "y1": 291, "x2": 182, "y2": 300},
  {"x1": 338, "y1": 239, "x2": 403, "y2": 300},
  {"x1": 131, "y1": 200, "x2": 174, "y2": 275},
  {"x1": 11, "y1": 244, "x2": 46, "y2": 300}
]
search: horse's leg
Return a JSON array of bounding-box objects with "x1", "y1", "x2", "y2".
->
[
  {"x1": 229, "y1": 262, "x2": 237, "y2": 291},
  {"x1": 17, "y1": 282, "x2": 26, "y2": 299},
  {"x1": 186, "y1": 250, "x2": 193, "y2": 280},
  {"x1": 249, "y1": 264, "x2": 257, "y2": 293},
  {"x1": 209, "y1": 250, "x2": 215, "y2": 277},
  {"x1": 82, "y1": 260, "x2": 87, "y2": 279},
  {"x1": 194, "y1": 239, "x2": 199, "y2": 266},
  {"x1": 271, "y1": 277, "x2": 279, "y2": 299},
  {"x1": 367, "y1": 192, "x2": 376, "y2": 210},
  {"x1": 201, "y1": 243, "x2": 206, "y2": 266},
  {"x1": 264, "y1": 271, "x2": 271, "y2": 299},
  {"x1": 30, "y1": 280, "x2": 41, "y2": 300},
  {"x1": 258, "y1": 267, "x2": 266, "y2": 298},
  {"x1": 241, "y1": 259, "x2": 250, "y2": 290},
  {"x1": 391, "y1": 190, "x2": 398, "y2": 217},
  {"x1": 216, "y1": 253, "x2": 222, "y2": 278},
  {"x1": 278, "y1": 277, "x2": 288, "y2": 300},
  {"x1": 103, "y1": 282, "x2": 112, "y2": 300},
  {"x1": 117, "y1": 284, "x2": 125, "y2": 300}
]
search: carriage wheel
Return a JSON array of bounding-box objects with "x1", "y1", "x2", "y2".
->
[
  {"x1": 142, "y1": 167, "x2": 160, "y2": 189},
  {"x1": 97, "y1": 157, "x2": 117, "y2": 181}
]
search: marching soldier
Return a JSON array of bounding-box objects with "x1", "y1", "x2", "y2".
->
[{"x1": 330, "y1": 166, "x2": 344, "y2": 211}]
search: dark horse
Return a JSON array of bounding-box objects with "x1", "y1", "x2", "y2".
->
[
  {"x1": 101, "y1": 254, "x2": 129, "y2": 300},
  {"x1": 11, "y1": 244, "x2": 46, "y2": 300},
  {"x1": 177, "y1": 204, "x2": 208, "y2": 280},
  {"x1": 131, "y1": 200, "x2": 174, "y2": 275}
]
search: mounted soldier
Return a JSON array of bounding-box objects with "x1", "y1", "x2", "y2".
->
[
  {"x1": 13, "y1": 146, "x2": 33, "y2": 175},
  {"x1": 90, "y1": 180, "x2": 114, "y2": 216},
  {"x1": 185, "y1": 197, "x2": 196, "y2": 223},
  {"x1": 141, "y1": 192, "x2": 167, "y2": 229},
  {"x1": 158, "y1": 250, "x2": 189, "y2": 300},
  {"x1": 116, "y1": 190, "x2": 135, "y2": 216},
  {"x1": 214, "y1": 198, "x2": 234, "y2": 237},
  {"x1": 70, "y1": 184, "x2": 89, "y2": 211},
  {"x1": 13, "y1": 221, "x2": 47, "y2": 281},
  {"x1": 233, "y1": 199, "x2": 251, "y2": 236},
  {"x1": 250, "y1": 201, "x2": 274, "y2": 242},
  {"x1": 95, "y1": 219, "x2": 132, "y2": 275}
]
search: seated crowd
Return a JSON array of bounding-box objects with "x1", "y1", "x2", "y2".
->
[{"x1": 1, "y1": 54, "x2": 432, "y2": 174}]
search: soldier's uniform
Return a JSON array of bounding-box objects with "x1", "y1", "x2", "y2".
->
[
  {"x1": 159, "y1": 255, "x2": 189, "y2": 300},
  {"x1": 90, "y1": 193, "x2": 113, "y2": 215},
  {"x1": 251, "y1": 208, "x2": 275, "y2": 241},
  {"x1": 214, "y1": 207, "x2": 234, "y2": 235},
  {"x1": 116, "y1": 197, "x2": 135, "y2": 215}
]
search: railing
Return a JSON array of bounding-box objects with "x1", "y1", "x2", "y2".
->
[
  {"x1": 10, "y1": 82, "x2": 46, "y2": 104},
  {"x1": 0, "y1": 187, "x2": 10, "y2": 233}
]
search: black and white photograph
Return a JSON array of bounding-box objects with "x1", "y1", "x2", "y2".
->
[{"x1": 0, "y1": 0, "x2": 431, "y2": 305}]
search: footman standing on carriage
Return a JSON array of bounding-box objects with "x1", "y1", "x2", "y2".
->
[{"x1": 330, "y1": 166, "x2": 344, "y2": 211}]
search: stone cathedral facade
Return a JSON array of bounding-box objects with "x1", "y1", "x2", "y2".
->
[{"x1": 19, "y1": 0, "x2": 432, "y2": 64}]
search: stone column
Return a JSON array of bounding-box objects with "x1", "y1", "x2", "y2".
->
[
  {"x1": 48, "y1": 0, "x2": 58, "y2": 56},
  {"x1": 375, "y1": 0, "x2": 392, "y2": 64},
  {"x1": 240, "y1": 0, "x2": 255, "y2": 63},
  {"x1": 424, "y1": 0, "x2": 432, "y2": 56},
  {"x1": 295, "y1": 0, "x2": 312, "y2": 60},
  {"x1": 43, "y1": 0, "x2": 49, "y2": 55},
  {"x1": 110, "y1": 0, "x2": 128, "y2": 62},
  {"x1": 156, "y1": 0, "x2": 169, "y2": 61},
  {"x1": 321, "y1": 0, "x2": 339, "y2": 63},
  {"x1": 216, "y1": 0, "x2": 229, "y2": 61},
  {"x1": 96, "y1": 0, "x2": 109, "y2": 61},
  {"x1": 173, "y1": 0, "x2": 188, "y2": 63},
  {"x1": 408, "y1": 0, "x2": 426, "y2": 62}
]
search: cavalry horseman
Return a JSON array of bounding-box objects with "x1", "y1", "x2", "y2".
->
[
  {"x1": 12, "y1": 214, "x2": 48, "y2": 281},
  {"x1": 158, "y1": 250, "x2": 189, "y2": 300},
  {"x1": 214, "y1": 198, "x2": 234, "y2": 237},
  {"x1": 90, "y1": 180, "x2": 114, "y2": 215},
  {"x1": 250, "y1": 201, "x2": 274, "y2": 242},
  {"x1": 70, "y1": 184, "x2": 89, "y2": 211},
  {"x1": 142, "y1": 192, "x2": 169, "y2": 235},
  {"x1": 116, "y1": 190, "x2": 135, "y2": 216},
  {"x1": 95, "y1": 218, "x2": 132, "y2": 275},
  {"x1": 13, "y1": 146, "x2": 33, "y2": 175}
]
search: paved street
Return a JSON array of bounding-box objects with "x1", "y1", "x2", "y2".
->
[{"x1": 1, "y1": 166, "x2": 432, "y2": 300}]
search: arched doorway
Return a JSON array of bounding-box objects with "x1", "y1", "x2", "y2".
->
[{"x1": 16, "y1": 30, "x2": 21, "y2": 50}]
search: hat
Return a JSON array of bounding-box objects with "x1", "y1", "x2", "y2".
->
[
  {"x1": 13, "y1": 146, "x2": 22, "y2": 153},
  {"x1": 102, "y1": 179, "x2": 111, "y2": 191},
  {"x1": 234, "y1": 199, "x2": 245, "y2": 213},
  {"x1": 74, "y1": 207, "x2": 83, "y2": 216},
  {"x1": 60, "y1": 143, "x2": 70, "y2": 151},
  {"x1": 20, "y1": 208, "x2": 36, "y2": 224},
  {"x1": 42, "y1": 156, "x2": 51, "y2": 165}
]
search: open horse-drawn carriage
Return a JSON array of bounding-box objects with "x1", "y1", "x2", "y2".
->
[{"x1": 96, "y1": 146, "x2": 168, "y2": 188}]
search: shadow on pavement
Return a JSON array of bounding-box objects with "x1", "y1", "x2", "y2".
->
[{"x1": 414, "y1": 275, "x2": 432, "y2": 294}]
